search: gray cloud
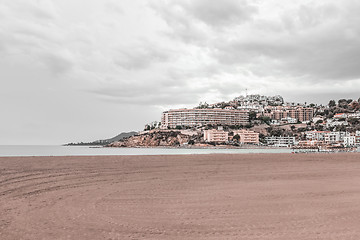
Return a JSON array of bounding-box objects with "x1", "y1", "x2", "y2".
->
[
  {"x1": 90, "y1": 84, "x2": 206, "y2": 105},
  {"x1": 150, "y1": 0, "x2": 258, "y2": 45},
  {"x1": 114, "y1": 42, "x2": 171, "y2": 70},
  {"x1": 208, "y1": 1, "x2": 360, "y2": 82},
  {"x1": 41, "y1": 53, "x2": 73, "y2": 75},
  {"x1": 187, "y1": 0, "x2": 258, "y2": 27},
  {"x1": 152, "y1": 0, "x2": 258, "y2": 28}
]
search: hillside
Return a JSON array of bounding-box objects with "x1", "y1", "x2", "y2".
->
[
  {"x1": 107, "y1": 130, "x2": 195, "y2": 147},
  {"x1": 65, "y1": 131, "x2": 138, "y2": 146}
]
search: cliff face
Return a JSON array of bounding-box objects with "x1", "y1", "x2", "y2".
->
[{"x1": 107, "y1": 131, "x2": 192, "y2": 147}]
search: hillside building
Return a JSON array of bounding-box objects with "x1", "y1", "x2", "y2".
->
[
  {"x1": 263, "y1": 106, "x2": 314, "y2": 122},
  {"x1": 161, "y1": 108, "x2": 249, "y2": 129},
  {"x1": 233, "y1": 130, "x2": 259, "y2": 144},
  {"x1": 265, "y1": 136, "x2": 296, "y2": 147},
  {"x1": 203, "y1": 129, "x2": 229, "y2": 142}
]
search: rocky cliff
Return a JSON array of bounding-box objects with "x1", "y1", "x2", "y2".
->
[{"x1": 107, "y1": 131, "x2": 194, "y2": 147}]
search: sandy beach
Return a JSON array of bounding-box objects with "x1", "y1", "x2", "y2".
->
[{"x1": 1, "y1": 153, "x2": 360, "y2": 239}]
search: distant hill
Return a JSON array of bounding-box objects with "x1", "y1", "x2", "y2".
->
[
  {"x1": 64, "y1": 131, "x2": 138, "y2": 146},
  {"x1": 95, "y1": 131, "x2": 138, "y2": 144}
]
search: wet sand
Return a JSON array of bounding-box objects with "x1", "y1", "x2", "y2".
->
[{"x1": 1, "y1": 153, "x2": 360, "y2": 239}]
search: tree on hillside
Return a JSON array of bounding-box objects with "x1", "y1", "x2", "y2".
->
[
  {"x1": 315, "y1": 125, "x2": 324, "y2": 131},
  {"x1": 348, "y1": 118, "x2": 359, "y2": 125},
  {"x1": 336, "y1": 125, "x2": 346, "y2": 132},
  {"x1": 259, "y1": 116, "x2": 271, "y2": 125},
  {"x1": 328, "y1": 100, "x2": 336, "y2": 107},
  {"x1": 249, "y1": 111, "x2": 257, "y2": 121},
  {"x1": 338, "y1": 99, "x2": 348, "y2": 108},
  {"x1": 327, "y1": 113, "x2": 334, "y2": 118},
  {"x1": 269, "y1": 128, "x2": 283, "y2": 137},
  {"x1": 233, "y1": 134, "x2": 240, "y2": 141},
  {"x1": 349, "y1": 101, "x2": 360, "y2": 111}
]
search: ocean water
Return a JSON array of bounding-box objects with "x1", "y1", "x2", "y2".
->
[{"x1": 0, "y1": 145, "x2": 293, "y2": 157}]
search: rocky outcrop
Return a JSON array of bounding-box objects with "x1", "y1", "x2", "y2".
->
[{"x1": 107, "y1": 130, "x2": 194, "y2": 147}]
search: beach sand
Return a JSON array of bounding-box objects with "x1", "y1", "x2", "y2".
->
[{"x1": 1, "y1": 153, "x2": 360, "y2": 239}]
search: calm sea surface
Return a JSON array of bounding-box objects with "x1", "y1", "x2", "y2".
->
[{"x1": 0, "y1": 145, "x2": 292, "y2": 157}]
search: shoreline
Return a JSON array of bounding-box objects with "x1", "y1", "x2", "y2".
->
[{"x1": 0, "y1": 145, "x2": 358, "y2": 158}]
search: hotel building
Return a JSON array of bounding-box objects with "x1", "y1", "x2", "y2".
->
[
  {"x1": 203, "y1": 129, "x2": 229, "y2": 142},
  {"x1": 265, "y1": 136, "x2": 296, "y2": 147},
  {"x1": 233, "y1": 130, "x2": 259, "y2": 144},
  {"x1": 161, "y1": 108, "x2": 249, "y2": 129},
  {"x1": 263, "y1": 106, "x2": 314, "y2": 122}
]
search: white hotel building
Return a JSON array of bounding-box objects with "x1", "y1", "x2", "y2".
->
[
  {"x1": 265, "y1": 136, "x2": 296, "y2": 147},
  {"x1": 161, "y1": 108, "x2": 249, "y2": 129}
]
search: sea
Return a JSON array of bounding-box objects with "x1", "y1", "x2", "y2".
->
[{"x1": 0, "y1": 145, "x2": 293, "y2": 157}]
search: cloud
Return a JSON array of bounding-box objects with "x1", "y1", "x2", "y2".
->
[
  {"x1": 150, "y1": 0, "x2": 258, "y2": 45},
  {"x1": 114, "y1": 41, "x2": 171, "y2": 70},
  {"x1": 41, "y1": 52, "x2": 73, "y2": 75},
  {"x1": 152, "y1": 0, "x2": 258, "y2": 28},
  {"x1": 206, "y1": 1, "x2": 360, "y2": 82},
  {"x1": 186, "y1": 0, "x2": 258, "y2": 27},
  {"x1": 90, "y1": 82, "x2": 206, "y2": 106}
]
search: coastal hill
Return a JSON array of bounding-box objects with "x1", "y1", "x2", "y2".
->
[
  {"x1": 107, "y1": 130, "x2": 198, "y2": 147},
  {"x1": 65, "y1": 131, "x2": 138, "y2": 146}
]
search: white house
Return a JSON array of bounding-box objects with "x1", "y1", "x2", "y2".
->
[
  {"x1": 312, "y1": 115, "x2": 324, "y2": 123},
  {"x1": 348, "y1": 112, "x2": 360, "y2": 119},
  {"x1": 265, "y1": 136, "x2": 296, "y2": 147},
  {"x1": 281, "y1": 117, "x2": 298, "y2": 124},
  {"x1": 326, "y1": 119, "x2": 348, "y2": 128},
  {"x1": 344, "y1": 135, "x2": 356, "y2": 146},
  {"x1": 334, "y1": 113, "x2": 348, "y2": 119},
  {"x1": 306, "y1": 131, "x2": 330, "y2": 141}
]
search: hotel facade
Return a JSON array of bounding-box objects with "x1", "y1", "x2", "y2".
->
[
  {"x1": 265, "y1": 136, "x2": 296, "y2": 147},
  {"x1": 233, "y1": 130, "x2": 259, "y2": 144},
  {"x1": 161, "y1": 108, "x2": 249, "y2": 129},
  {"x1": 203, "y1": 129, "x2": 229, "y2": 142},
  {"x1": 263, "y1": 106, "x2": 314, "y2": 122}
]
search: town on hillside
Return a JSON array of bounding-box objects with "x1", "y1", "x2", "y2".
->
[{"x1": 112, "y1": 94, "x2": 360, "y2": 150}]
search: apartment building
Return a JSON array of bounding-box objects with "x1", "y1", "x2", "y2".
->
[
  {"x1": 203, "y1": 129, "x2": 229, "y2": 142},
  {"x1": 306, "y1": 131, "x2": 330, "y2": 141},
  {"x1": 161, "y1": 108, "x2": 249, "y2": 129},
  {"x1": 233, "y1": 130, "x2": 259, "y2": 144},
  {"x1": 291, "y1": 107, "x2": 314, "y2": 122},
  {"x1": 265, "y1": 136, "x2": 296, "y2": 147},
  {"x1": 324, "y1": 132, "x2": 341, "y2": 144},
  {"x1": 264, "y1": 106, "x2": 314, "y2": 122},
  {"x1": 344, "y1": 135, "x2": 356, "y2": 146},
  {"x1": 307, "y1": 131, "x2": 355, "y2": 145}
]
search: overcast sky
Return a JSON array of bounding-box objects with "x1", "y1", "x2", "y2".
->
[{"x1": 2, "y1": 0, "x2": 360, "y2": 145}]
